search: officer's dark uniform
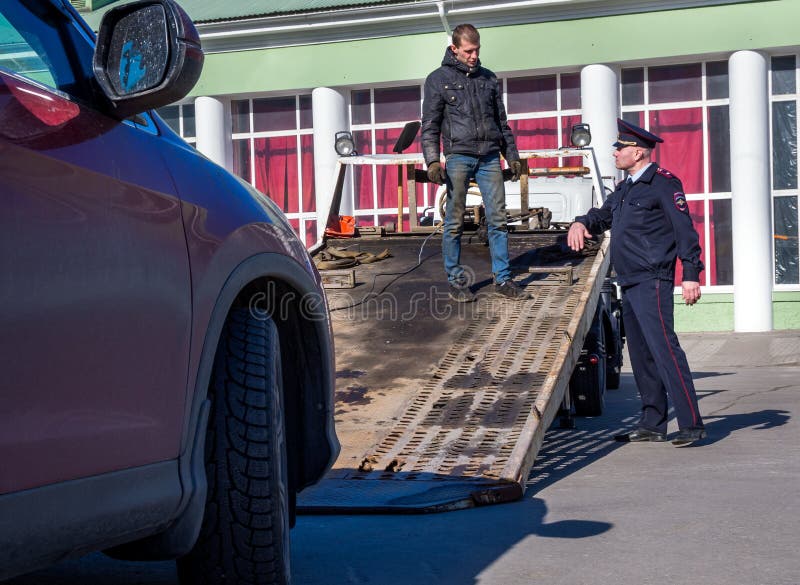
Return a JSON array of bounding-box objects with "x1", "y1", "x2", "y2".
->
[{"x1": 574, "y1": 119, "x2": 705, "y2": 438}]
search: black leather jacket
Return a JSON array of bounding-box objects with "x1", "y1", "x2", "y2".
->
[{"x1": 421, "y1": 48, "x2": 519, "y2": 166}]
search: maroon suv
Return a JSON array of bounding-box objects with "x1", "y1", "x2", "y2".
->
[{"x1": 0, "y1": 1, "x2": 338, "y2": 583}]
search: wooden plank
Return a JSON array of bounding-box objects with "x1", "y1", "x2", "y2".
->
[{"x1": 320, "y1": 269, "x2": 356, "y2": 289}]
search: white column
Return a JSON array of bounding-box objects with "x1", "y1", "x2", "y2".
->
[
  {"x1": 312, "y1": 87, "x2": 351, "y2": 241},
  {"x1": 729, "y1": 50, "x2": 773, "y2": 331},
  {"x1": 580, "y1": 64, "x2": 621, "y2": 183},
  {"x1": 194, "y1": 96, "x2": 231, "y2": 170}
]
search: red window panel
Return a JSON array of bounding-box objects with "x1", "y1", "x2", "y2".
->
[
  {"x1": 353, "y1": 130, "x2": 374, "y2": 211},
  {"x1": 254, "y1": 136, "x2": 299, "y2": 214},
  {"x1": 674, "y1": 200, "x2": 707, "y2": 286},
  {"x1": 511, "y1": 117, "x2": 559, "y2": 167},
  {"x1": 299, "y1": 134, "x2": 316, "y2": 213},
  {"x1": 649, "y1": 108, "x2": 704, "y2": 194},
  {"x1": 304, "y1": 220, "x2": 318, "y2": 248},
  {"x1": 375, "y1": 127, "x2": 403, "y2": 209}
]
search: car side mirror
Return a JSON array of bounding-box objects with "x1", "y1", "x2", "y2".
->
[{"x1": 93, "y1": 0, "x2": 203, "y2": 119}]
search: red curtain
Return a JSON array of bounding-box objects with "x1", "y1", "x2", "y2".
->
[
  {"x1": 300, "y1": 134, "x2": 315, "y2": 213},
  {"x1": 353, "y1": 130, "x2": 373, "y2": 211},
  {"x1": 254, "y1": 136, "x2": 299, "y2": 214},
  {"x1": 649, "y1": 108, "x2": 704, "y2": 194},
  {"x1": 375, "y1": 127, "x2": 403, "y2": 209},
  {"x1": 673, "y1": 200, "x2": 708, "y2": 286},
  {"x1": 510, "y1": 117, "x2": 559, "y2": 167}
]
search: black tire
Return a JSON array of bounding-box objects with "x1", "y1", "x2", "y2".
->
[
  {"x1": 570, "y1": 322, "x2": 606, "y2": 417},
  {"x1": 177, "y1": 308, "x2": 290, "y2": 585}
]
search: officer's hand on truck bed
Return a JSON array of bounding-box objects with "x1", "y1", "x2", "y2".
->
[
  {"x1": 682, "y1": 281, "x2": 701, "y2": 306},
  {"x1": 567, "y1": 222, "x2": 592, "y2": 251}
]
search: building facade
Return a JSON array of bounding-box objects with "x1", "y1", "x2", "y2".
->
[{"x1": 82, "y1": 0, "x2": 800, "y2": 331}]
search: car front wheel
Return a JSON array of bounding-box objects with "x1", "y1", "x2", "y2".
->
[{"x1": 178, "y1": 308, "x2": 290, "y2": 585}]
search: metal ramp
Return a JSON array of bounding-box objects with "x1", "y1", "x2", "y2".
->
[{"x1": 299, "y1": 232, "x2": 610, "y2": 513}]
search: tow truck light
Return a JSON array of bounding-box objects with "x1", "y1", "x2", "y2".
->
[
  {"x1": 334, "y1": 131, "x2": 357, "y2": 156},
  {"x1": 570, "y1": 123, "x2": 592, "y2": 148}
]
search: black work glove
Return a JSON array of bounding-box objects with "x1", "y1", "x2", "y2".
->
[
  {"x1": 510, "y1": 160, "x2": 523, "y2": 181},
  {"x1": 427, "y1": 161, "x2": 446, "y2": 185}
]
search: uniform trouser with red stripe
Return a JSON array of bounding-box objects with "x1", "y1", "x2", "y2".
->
[{"x1": 622, "y1": 278, "x2": 704, "y2": 433}]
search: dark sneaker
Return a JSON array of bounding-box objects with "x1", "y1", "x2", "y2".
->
[
  {"x1": 448, "y1": 283, "x2": 476, "y2": 303},
  {"x1": 672, "y1": 427, "x2": 707, "y2": 446},
  {"x1": 615, "y1": 428, "x2": 667, "y2": 442},
  {"x1": 494, "y1": 279, "x2": 530, "y2": 300}
]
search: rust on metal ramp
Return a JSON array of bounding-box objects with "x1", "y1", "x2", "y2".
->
[{"x1": 299, "y1": 232, "x2": 610, "y2": 513}]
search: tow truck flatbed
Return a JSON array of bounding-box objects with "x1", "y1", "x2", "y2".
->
[{"x1": 298, "y1": 229, "x2": 610, "y2": 513}]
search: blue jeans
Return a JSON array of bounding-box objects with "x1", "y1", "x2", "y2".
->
[{"x1": 442, "y1": 153, "x2": 511, "y2": 285}]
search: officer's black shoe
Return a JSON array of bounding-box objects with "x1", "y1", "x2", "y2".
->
[
  {"x1": 671, "y1": 427, "x2": 707, "y2": 446},
  {"x1": 448, "y1": 283, "x2": 476, "y2": 303},
  {"x1": 614, "y1": 428, "x2": 667, "y2": 442},
  {"x1": 494, "y1": 279, "x2": 530, "y2": 300}
]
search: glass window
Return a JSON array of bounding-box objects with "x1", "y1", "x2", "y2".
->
[
  {"x1": 706, "y1": 61, "x2": 729, "y2": 100},
  {"x1": 507, "y1": 75, "x2": 557, "y2": 113},
  {"x1": 774, "y1": 196, "x2": 799, "y2": 284},
  {"x1": 710, "y1": 199, "x2": 733, "y2": 285},
  {"x1": 374, "y1": 86, "x2": 420, "y2": 124},
  {"x1": 351, "y1": 89, "x2": 371, "y2": 125},
  {"x1": 158, "y1": 104, "x2": 181, "y2": 134},
  {"x1": 182, "y1": 103, "x2": 196, "y2": 139},
  {"x1": 231, "y1": 99, "x2": 250, "y2": 133},
  {"x1": 253, "y1": 96, "x2": 296, "y2": 132},
  {"x1": 649, "y1": 63, "x2": 702, "y2": 103},
  {"x1": 772, "y1": 55, "x2": 796, "y2": 96},
  {"x1": 0, "y1": 3, "x2": 94, "y2": 101},
  {"x1": 621, "y1": 68, "x2": 644, "y2": 106},
  {"x1": 772, "y1": 100, "x2": 797, "y2": 190},
  {"x1": 561, "y1": 73, "x2": 581, "y2": 110},
  {"x1": 299, "y1": 94, "x2": 313, "y2": 129},
  {"x1": 232, "y1": 138, "x2": 251, "y2": 182},
  {"x1": 708, "y1": 105, "x2": 731, "y2": 193}
]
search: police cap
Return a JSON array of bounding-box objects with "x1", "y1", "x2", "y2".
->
[{"x1": 613, "y1": 118, "x2": 664, "y2": 149}]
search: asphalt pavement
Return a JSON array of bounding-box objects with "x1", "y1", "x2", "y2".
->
[{"x1": 8, "y1": 330, "x2": 800, "y2": 585}]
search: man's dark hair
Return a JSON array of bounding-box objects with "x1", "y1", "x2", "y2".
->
[{"x1": 452, "y1": 24, "x2": 480, "y2": 47}]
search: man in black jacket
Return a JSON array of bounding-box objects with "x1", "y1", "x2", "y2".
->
[
  {"x1": 568, "y1": 119, "x2": 706, "y2": 446},
  {"x1": 421, "y1": 24, "x2": 526, "y2": 302}
]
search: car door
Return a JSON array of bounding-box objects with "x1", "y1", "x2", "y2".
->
[{"x1": 0, "y1": 1, "x2": 192, "y2": 494}]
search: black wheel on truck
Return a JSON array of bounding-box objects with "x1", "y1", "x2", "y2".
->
[
  {"x1": 177, "y1": 308, "x2": 290, "y2": 585},
  {"x1": 569, "y1": 319, "x2": 606, "y2": 417}
]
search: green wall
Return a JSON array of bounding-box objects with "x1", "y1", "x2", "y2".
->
[
  {"x1": 674, "y1": 291, "x2": 800, "y2": 332},
  {"x1": 191, "y1": 0, "x2": 800, "y2": 97}
]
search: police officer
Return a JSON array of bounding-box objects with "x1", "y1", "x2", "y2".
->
[{"x1": 567, "y1": 119, "x2": 706, "y2": 446}]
